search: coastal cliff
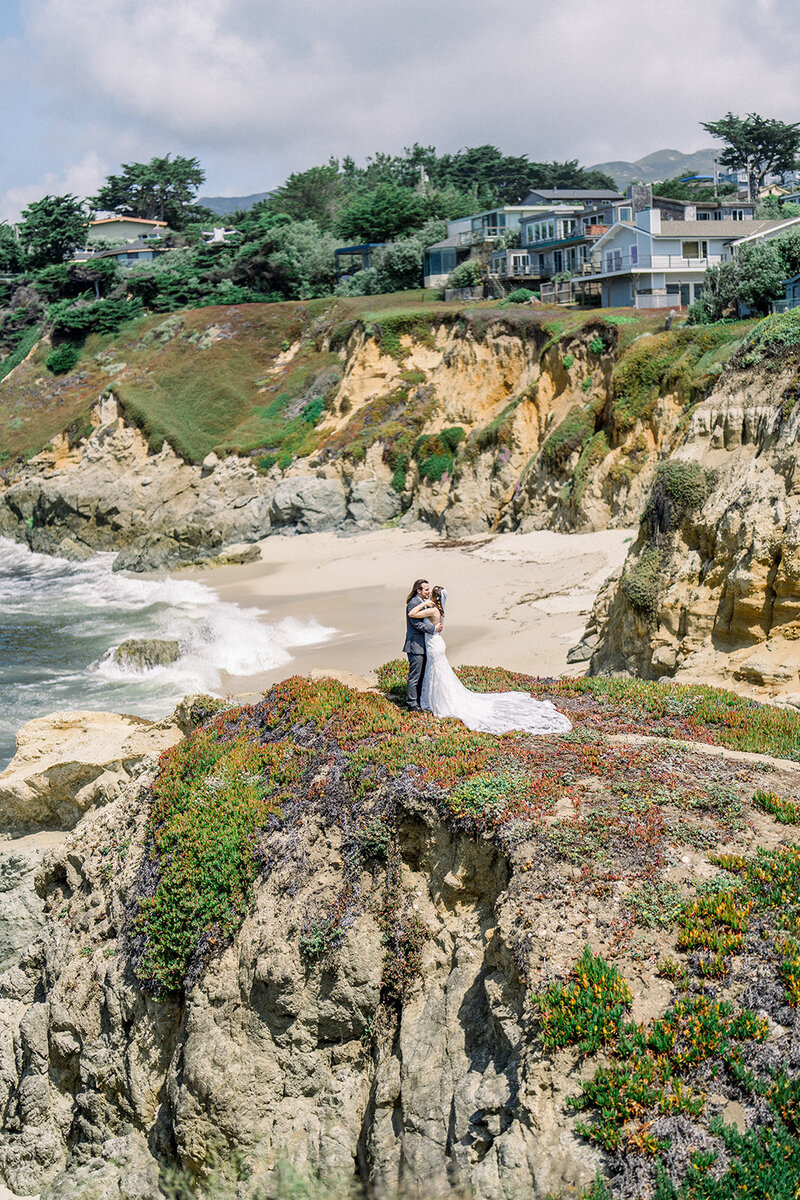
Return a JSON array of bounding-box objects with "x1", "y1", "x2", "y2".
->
[
  {"x1": 584, "y1": 311, "x2": 800, "y2": 703},
  {"x1": 0, "y1": 300, "x2": 720, "y2": 570},
  {"x1": 2, "y1": 670, "x2": 800, "y2": 1199}
]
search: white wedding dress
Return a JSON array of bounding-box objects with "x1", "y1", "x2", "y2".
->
[{"x1": 419, "y1": 631, "x2": 572, "y2": 736}]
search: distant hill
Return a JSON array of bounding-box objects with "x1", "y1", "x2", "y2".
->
[
  {"x1": 197, "y1": 192, "x2": 272, "y2": 216},
  {"x1": 589, "y1": 148, "x2": 721, "y2": 189}
]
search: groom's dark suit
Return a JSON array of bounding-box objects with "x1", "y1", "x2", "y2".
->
[{"x1": 403, "y1": 596, "x2": 436, "y2": 711}]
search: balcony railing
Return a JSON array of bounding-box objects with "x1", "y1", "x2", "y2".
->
[
  {"x1": 773, "y1": 296, "x2": 800, "y2": 312},
  {"x1": 460, "y1": 226, "x2": 507, "y2": 245},
  {"x1": 589, "y1": 252, "x2": 725, "y2": 275}
]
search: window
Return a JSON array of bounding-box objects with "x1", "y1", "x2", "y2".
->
[
  {"x1": 682, "y1": 241, "x2": 707, "y2": 260},
  {"x1": 618, "y1": 206, "x2": 632, "y2": 221},
  {"x1": 630, "y1": 245, "x2": 638, "y2": 265}
]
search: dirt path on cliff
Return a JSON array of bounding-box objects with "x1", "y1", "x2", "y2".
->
[{"x1": 191, "y1": 528, "x2": 635, "y2": 695}]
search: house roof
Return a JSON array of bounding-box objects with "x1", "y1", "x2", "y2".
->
[
  {"x1": 730, "y1": 216, "x2": 800, "y2": 245},
  {"x1": 522, "y1": 188, "x2": 624, "y2": 203},
  {"x1": 426, "y1": 234, "x2": 464, "y2": 249},
  {"x1": 90, "y1": 216, "x2": 167, "y2": 227},
  {"x1": 654, "y1": 219, "x2": 788, "y2": 236}
]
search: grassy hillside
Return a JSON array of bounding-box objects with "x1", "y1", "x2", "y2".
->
[{"x1": 0, "y1": 295, "x2": 705, "y2": 470}]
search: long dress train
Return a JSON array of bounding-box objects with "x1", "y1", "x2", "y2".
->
[{"x1": 419, "y1": 632, "x2": 571, "y2": 735}]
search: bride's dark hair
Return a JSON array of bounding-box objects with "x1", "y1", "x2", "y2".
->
[
  {"x1": 407, "y1": 578, "x2": 428, "y2": 603},
  {"x1": 431, "y1": 586, "x2": 445, "y2": 616}
]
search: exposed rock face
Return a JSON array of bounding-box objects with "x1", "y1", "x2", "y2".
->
[
  {"x1": 0, "y1": 847, "x2": 47, "y2": 974},
  {"x1": 0, "y1": 710, "x2": 182, "y2": 833},
  {"x1": 0, "y1": 395, "x2": 275, "y2": 572},
  {"x1": 269, "y1": 475, "x2": 348, "y2": 533},
  {"x1": 0, "y1": 319, "x2": 678, "y2": 566},
  {"x1": 588, "y1": 359, "x2": 800, "y2": 696},
  {"x1": 0, "y1": 685, "x2": 612, "y2": 1200}
]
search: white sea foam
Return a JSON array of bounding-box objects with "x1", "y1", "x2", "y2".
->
[{"x1": 0, "y1": 538, "x2": 336, "y2": 767}]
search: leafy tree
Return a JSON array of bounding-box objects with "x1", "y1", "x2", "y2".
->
[
  {"x1": 18, "y1": 194, "x2": 89, "y2": 267},
  {"x1": 336, "y1": 183, "x2": 428, "y2": 243},
  {"x1": 266, "y1": 161, "x2": 343, "y2": 230},
  {"x1": 0, "y1": 223, "x2": 24, "y2": 273},
  {"x1": 693, "y1": 240, "x2": 788, "y2": 320},
  {"x1": 428, "y1": 146, "x2": 616, "y2": 205},
  {"x1": 655, "y1": 176, "x2": 737, "y2": 202},
  {"x1": 68, "y1": 257, "x2": 120, "y2": 299},
  {"x1": 701, "y1": 112, "x2": 800, "y2": 201},
  {"x1": 754, "y1": 194, "x2": 800, "y2": 220},
  {"x1": 92, "y1": 154, "x2": 206, "y2": 228},
  {"x1": 230, "y1": 216, "x2": 337, "y2": 299}
]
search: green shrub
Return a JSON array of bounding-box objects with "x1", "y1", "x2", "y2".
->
[
  {"x1": 301, "y1": 396, "x2": 325, "y2": 424},
  {"x1": 504, "y1": 287, "x2": 534, "y2": 304},
  {"x1": 0, "y1": 325, "x2": 40, "y2": 383},
  {"x1": 446, "y1": 259, "x2": 483, "y2": 289},
  {"x1": 45, "y1": 344, "x2": 80, "y2": 374},
  {"x1": 541, "y1": 406, "x2": 595, "y2": 468},
  {"x1": 621, "y1": 546, "x2": 663, "y2": 616},
  {"x1": 644, "y1": 460, "x2": 710, "y2": 537},
  {"x1": 563, "y1": 354, "x2": 575, "y2": 370},
  {"x1": 534, "y1": 947, "x2": 633, "y2": 1053},
  {"x1": 413, "y1": 425, "x2": 465, "y2": 483},
  {"x1": 589, "y1": 335, "x2": 606, "y2": 354}
]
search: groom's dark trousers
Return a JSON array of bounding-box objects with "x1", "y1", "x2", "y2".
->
[{"x1": 403, "y1": 596, "x2": 435, "y2": 711}]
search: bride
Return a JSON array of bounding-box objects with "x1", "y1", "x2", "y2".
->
[{"x1": 408, "y1": 586, "x2": 572, "y2": 736}]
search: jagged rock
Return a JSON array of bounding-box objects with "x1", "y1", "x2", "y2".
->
[
  {"x1": 113, "y1": 639, "x2": 180, "y2": 670},
  {"x1": 0, "y1": 710, "x2": 182, "y2": 832},
  {"x1": 0, "y1": 848, "x2": 46, "y2": 973},
  {"x1": 53, "y1": 536, "x2": 94, "y2": 562},
  {"x1": 270, "y1": 476, "x2": 347, "y2": 532},
  {"x1": 197, "y1": 541, "x2": 262, "y2": 567},
  {"x1": 346, "y1": 479, "x2": 401, "y2": 527}
]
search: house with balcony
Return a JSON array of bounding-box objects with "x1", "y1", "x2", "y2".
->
[
  {"x1": 424, "y1": 206, "x2": 550, "y2": 288},
  {"x1": 489, "y1": 197, "x2": 634, "y2": 287},
  {"x1": 587, "y1": 209, "x2": 800, "y2": 308}
]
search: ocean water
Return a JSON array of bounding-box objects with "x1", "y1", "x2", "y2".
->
[{"x1": 0, "y1": 538, "x2": 335, "y2": 770}]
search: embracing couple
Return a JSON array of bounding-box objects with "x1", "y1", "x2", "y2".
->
[{"x1": 403, "y1": 578, "x2": 571, "y2": 736}]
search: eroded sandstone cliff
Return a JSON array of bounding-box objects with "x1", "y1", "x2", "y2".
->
[
  {"x1": 585, "y1": 321, "x2": 800, "y2": 703},
  {"x1": 0, "y1": 304, "x2": 695, "y2": 570}
]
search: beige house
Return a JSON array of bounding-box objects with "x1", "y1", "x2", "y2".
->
[{"x1": 88, "y1": 217, "x2": 167, "y2": 243}]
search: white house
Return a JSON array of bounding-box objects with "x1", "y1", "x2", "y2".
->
[{"x1": 588, "y1": 209, "x2": 800, "y2": 308}]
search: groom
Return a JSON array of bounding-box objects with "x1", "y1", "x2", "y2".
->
[{"x1": 403, "y1": 578, "x2": 441, "y2": 712}]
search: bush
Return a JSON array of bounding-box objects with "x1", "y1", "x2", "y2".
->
[
  {"x1": 504, "y1": 287, "x2": 534, "y2": 304},
  {"x1": 45, "y1": 343, "x2": 80, "y2": 374},
  {"x1": 541, "y1": 406, "x2": 595, "y2": 468},
  {"x1": 621, "y1": 546, "x2": 663, "y2": 616},
  {"x1": 644, "y1": 460, "x2": 710, "y2": 537},
  {"x1": 589, "y1": 335, "x2": 606, "y2": 354},
  {"x1": 446, "y1": 259, "x2": 482, "y2": 289},
  {"x1": 413, "y1": 425, "x2": 465, "y2": 483}
]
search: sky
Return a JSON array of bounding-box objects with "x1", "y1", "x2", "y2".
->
[{"x1": 1, "y1": 0, "x2": 799, "y2": 222}]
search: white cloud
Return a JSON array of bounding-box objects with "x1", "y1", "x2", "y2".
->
[
  {"x1": 0, "y1": 152, "x2": 108, "y2": 223},
  {"x1": 5, "y1": 0, "x2": 800, "y2": 200}
]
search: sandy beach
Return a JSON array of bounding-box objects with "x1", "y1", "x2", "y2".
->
[{"x1": 194, "y1": 527, "x2": 635, "y2": 696}]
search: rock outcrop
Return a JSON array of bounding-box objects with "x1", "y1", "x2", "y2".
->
[
  {"x1": 587, "y1": 351, "x2": 800, "y2": 697},
  {"x1": 2, "y1": 674, "x2": 800, "y2": 1199},
  {"x1": 0, "y1": 710, "x2": 182, "y2": 832}
]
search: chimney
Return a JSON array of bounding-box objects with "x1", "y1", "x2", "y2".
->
[{"x1": 636, "y1": 207, "x2": 661, "y2": 234}]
